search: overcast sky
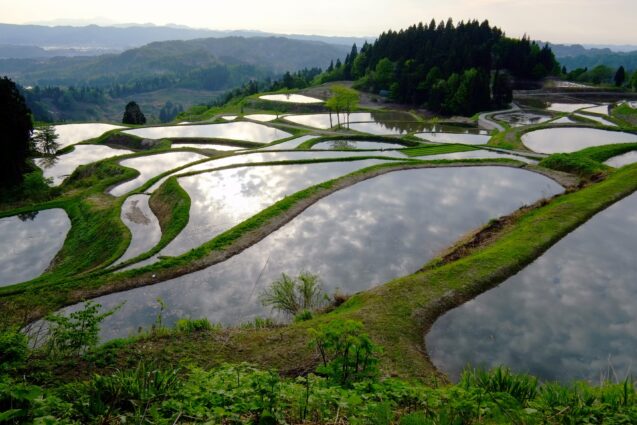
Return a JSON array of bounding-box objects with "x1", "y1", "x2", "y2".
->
[{"x1": 1, "y1": 0, "x2": 635, "y2": 44}]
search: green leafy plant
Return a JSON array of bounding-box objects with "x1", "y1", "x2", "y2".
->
[
  {"x1": 260, "y1": 272, "x2": 328, "y2": 317},
  {"x1": 0, "y1": 329, "x2": 28, "y2": 372},
  {"x1": 309, "y1": 319, "x2": 380, "y2": 386},
  {"x1": 44, "y1": 301, "x2": 121, "y2": 358}
]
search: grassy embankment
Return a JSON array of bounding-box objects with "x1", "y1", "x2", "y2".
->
[{"x1": 0, "y1": 156, "x2": 529, "y2": 321}]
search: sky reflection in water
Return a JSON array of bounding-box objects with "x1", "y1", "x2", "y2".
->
[
  {"x1": 64, "y1": 166, "x2": 563, "y2": 341},
  {"x1": 427, "y1": 192, "x2": 637, "y2": 383},
  {"x1": 0, "y1": 209, "x2": 71, "y2": 286}
]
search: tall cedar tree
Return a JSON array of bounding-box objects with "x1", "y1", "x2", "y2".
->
[
  {"x1": 321, "y1": 20, "x2": 557, "y2": 115},
  {"x1": 614, "y1": 66, "x2": 626, "y2": 87},
  {"x1": 122, "y1": 101, "x2": 146, "y2": 125},
  {"x1": 0, "y1": 77, "x2": 34, "y2": 188}
]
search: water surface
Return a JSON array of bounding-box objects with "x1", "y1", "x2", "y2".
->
[
  {"x1": 109, "y1": 152, "x2": 207, "y2": 197},
  {"x1": 245, "y1": 114, "x2": 277, "y2": 122},
  {"x1": 36, "y1": 145, "x2": 133, "y2": 186},
  {"x1": 547, "y1": 103, "x2": 596, "y2": 113},
  {"x1": 39, "y1": 123, "x2": 124, "y2": 149},
  {"x1": 170, "y1": 143, "x2": 242, "y2": 151},
  {"x1": 146, "y1": 150, "x2": 407, "y2": 192},
  {"x1": 604, "y1": 151, "x2": 637, "y2": 167},
  {"x1": 522, "y1": 128, "x2": 637, "y2": 154},
  {"x1": 575, "y1": 113, "x2": 617, "y2": 127},
  {"x1": 427, "y1": 192, "x2": 637, "y2": 383},
  {"x1": 283, "y1": 112, "x2": 416, "y2": 130},
  {"x1": 492, "y1": 112, "x2": 552, "y2": 127},
  {"x1": 0, "y1": 209, "x2": 71, "y2": 286},
  {"x1": 116, "y1": 195, "x2": 162, "y2": 264},
  {"x1": 259, "y1": 135, "x2": 318, "y2": 150},
  {"x1": 259, "y1": 94, "x2": 323, "y2": 103},
  {"x1": 64, "y1": 167, "x2": 563, "y2": 340},
  {"x1": 416, "y1": 132, "x2": 491, "y2": 145},
  {"x1": 155, "y1": 159, "x2": 392, "y2": 257},
  {"x1": 312, "y1": 140, "x2": 408, "y2": 150},
  {"x1": 581, "y1": 105, "x2": 610, "y2": 116},
  {"x1": 417, "y1": 149, "x2": 537, "y2": 164},
  {"x1": 123, "y1": 122, "x2": 290, "y2": 143}
]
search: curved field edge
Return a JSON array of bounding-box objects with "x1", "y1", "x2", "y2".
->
[
  {"x1": 19, "y1": 162, "x2": 637, "y2": 385},
  {"x1": 0, "y1": 158, "x2": 528, "y2": 315}
]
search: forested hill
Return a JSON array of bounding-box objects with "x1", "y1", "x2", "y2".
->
[
  {"x1": 0, "y1": 36, "x2": 349, "y2": 88},
  {"x1": 319, "y1": 20, "x2": 559, "y2": 115},
  {"x1": 551, "y1": 44, "x2": 637, "y2": 72}
]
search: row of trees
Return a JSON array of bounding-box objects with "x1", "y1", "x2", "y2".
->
[
  {"x1": 565, "y1": 64, "x2": 637, "y2": 88},
  {"x1": 317, "y1": 19, "x2": 558, "y2": 115}
]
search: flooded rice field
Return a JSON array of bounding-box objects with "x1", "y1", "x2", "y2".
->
[
  {"x1": 522, "y1": 128, "x2": 637, "y2": 154},
  {"x1": 0, "y1": 209, "x2": 71, "y2": 286},
  {"x1": 60, "y1": 166, "x2": 563, "y2": 340},
  {"x1": 427, "y1": 192, "x2": 637, "y2": 383}
]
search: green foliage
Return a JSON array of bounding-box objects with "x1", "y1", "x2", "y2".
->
[
  {"x1": 460, "y1": 367, "x2": 538, "y2": 403},
  {"x1": 3, "y1": 364, "x2": 637, "y2": 423},
  {"x1": 325, "y1": 85, "x2": 360, "y2": 127},
  {"x1": 175, "y1": 318, "x2": 217, "y2": 333},
  {"x1": 539, "y1": 153, "x2": 607, "y2": 179},
  {"x1": 0, "y1": 76, "x2": 34, "y2": 189},
  {"x1": 260, "y1": 272, "x2": 327, "y2": 317},
  {"x1": 122, "y1": 101, "x2": 146, "y2": 125},
  {"x1": 340, "y1": 21, "x2": 556, "y2": 113},
  {"x1": 32, "y1": 125, "x2": 60, "y2": 155},
  {"x1": 0, "y1": 330, "x2": 28, "y2": 371},
  {"x1": 309, "y1": 320, "x2": 379, "y2": 386},
  {"x1": 615, "y1": 65, "x2": 627, "y2": 87},
  {"x1": 43, "y1": 301, "x2": 120, "y2": 358}
]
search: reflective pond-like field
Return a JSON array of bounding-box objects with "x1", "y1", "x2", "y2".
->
[
  {"x1": 283, "y1": 112, "x2": 416, "y2": 130},
  {"x1": 123, "y1": 122, "x2": 291, "y2": 143},
  {"x1": 416, "y1": 132, "x2": 491, "y2": 145},
  {"x1": 170, "y1": 143, "x2": 242, "y2": 151},
  {"x1": 36, "y1": 145, "x2": 133, "y2": 186},
  {"x1": 146, "y1": 150, "x2": 408, "y2": 193},
  {"x1": 547, "y1": 103, "x2": 596, "y2": 113},
  {"x1": 64, "y1": 167, "x2": 563, "y2": 340},
  {"x1": 427, "y1": 192, "x2": 637, "y2": 383},
  {"x1": 109, "y1": 152, "x2": 207, "y2": 197},
  {"x1": 574, "y1": 113, "x2": 617, "y2": 127},
  {"x1": 0, "y1": 209, "x2": 71, "y2": 286},
  {"x1": 153, "y1": 159, "x2": 393, "y2": 258},
  {"x1": 259, "y1": 135, "x2": 318, "y2": 150},
  {"x1": 605, "y1": 151, "x2": 637, "y2": 167},
  {"x1": 41, "y1": 123, "x2": 125, "y2": 149},
  {"x1": 259, "y1": 94, "x2": 323, "y2": 103},
  {"x1": 417, "y1": 149, "x2": 537, "y2": 164},
  {"x1": 116, "y1": 195, "x2": 162, "y2": 264},
  {"x1": 492, "y1": 112, "x2": 552, "y2": 127},
  {"x1": 312, "y1": 140, "x2": 409, "y2": 150},
  {"x1": 522, "y1": 128, "x2": 637, "y2": 154}
]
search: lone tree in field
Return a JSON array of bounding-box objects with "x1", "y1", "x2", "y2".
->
[
  {"x1": 325, "y1": 85, "x2": 360, "y2": 128},
  {"x1": 0, "y1": 77, "x2": 33, "y2": 189},
  {"x1": 33, "y1": 124, "x2": 59, "y2": 155},
  {"x1": 614, "y1": 66, "x2": 626, "y2": 87},
  {"x1": 122, "y1": 101, "x2": 146, "y2": 125}
]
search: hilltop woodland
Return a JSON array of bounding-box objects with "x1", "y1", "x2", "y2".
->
[{"x1": 316, "y1": 20, "x2": 559, "y2": 115}]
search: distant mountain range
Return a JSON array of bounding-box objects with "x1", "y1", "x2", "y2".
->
[
  {"x1": 0, "y1": 23, "x2": 371, "y2": 59},
  {"x1": 0, "y1": 36, "x2": 350, "y2": 87},
  {"x1": 549, "y1": 43, "x2": 637, "y2": 71}
]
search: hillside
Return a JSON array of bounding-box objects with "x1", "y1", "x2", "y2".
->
[
  {"x1": 0, "y1": 22, "x2": 369, "y2": 57},
  {"x1": 0, "y1": 36, "x2": 349, "y2": 87},
  {"x1": 550, "y1": 43, "x2": 637, "y2": 71}
]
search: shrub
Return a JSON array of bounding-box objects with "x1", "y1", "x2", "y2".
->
[
  {"x1": 175, "y1": 318, "x2": 217, "y2": 333},
  {"x1": 0, "y1": 330, "x2": 28, "y2": 371},
  {"x1": 260, "y1": 272, "x2": 328, "y2": 317},
  {"x1": 44, "y1": 301, "x2": 120, "y2": 358},
  {"x1": 309, "y1": 319, "x2": 379, "y2": 386}
]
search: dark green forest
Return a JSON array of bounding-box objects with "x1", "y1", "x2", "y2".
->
[{"x1": 318, "y1": 20, "x2": 559, "y2": 115}]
